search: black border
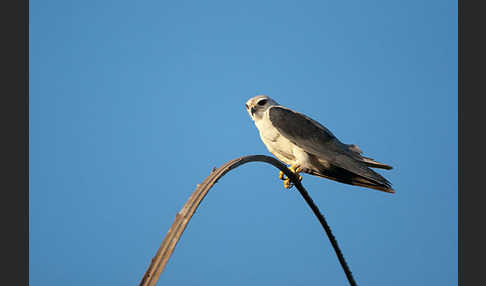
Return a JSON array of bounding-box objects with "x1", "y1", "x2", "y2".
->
[
  {"x1": 0, "y1": 0, "x2": 28, "y2": 285},
  {"x1": 459, "y1": 0, "x2": 485, "y2": 285}
]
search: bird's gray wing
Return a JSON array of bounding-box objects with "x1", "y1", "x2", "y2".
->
[{"x1": 268, "y1": 106, "x2": 390, "y2": 186}]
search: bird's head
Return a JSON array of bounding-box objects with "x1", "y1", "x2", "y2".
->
[{"x1": 245, "y1": 95, "x2": 278, "y2": 121}]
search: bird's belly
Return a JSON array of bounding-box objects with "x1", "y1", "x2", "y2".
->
[
  {"x1": 259, "y1": 130, "x2": 296, "y2": 164},
  {"x1": 259, "y1": 130, "x2": 318, "y2": 170}
]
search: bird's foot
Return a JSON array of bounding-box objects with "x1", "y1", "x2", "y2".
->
[{"x1": 280, "y1": 165, "x2": 303, "y2": 189}]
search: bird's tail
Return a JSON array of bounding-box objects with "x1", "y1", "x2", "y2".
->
[
  {"x1": 359, "y1": 156, "x2": 393, "y2": 170},
  {"x1": 305, "y1": 167, "x2": 395, "y2": 194},
  {"x1": 346, "y1": 144, "x2": 393, "y2": 170}
]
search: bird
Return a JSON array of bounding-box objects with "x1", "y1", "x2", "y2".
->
[{"x1": 245, "y1": 95, "x2": 394, "y2": 193}]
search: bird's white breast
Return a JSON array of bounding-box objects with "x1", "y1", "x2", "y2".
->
[{"x1": 253, "y1": 109, "x2": 298, "y2": 165}]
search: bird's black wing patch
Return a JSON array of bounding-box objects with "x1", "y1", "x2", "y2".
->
[
  {"x1": 268, "y1": 106, "x2": 336, "y2": 143},
  {"x1": 268, "y1": 106, "x2": 391, "y2": 187}
]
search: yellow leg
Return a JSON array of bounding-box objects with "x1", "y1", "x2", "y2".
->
[
  {"x1": 282, "y1": 164, "x2": 303, "y2": 189},
  {"x1": 283, "y1": 179, "x2": 293, "y2": 189},
  {"x1": 288, "y1": 165, "x2": 303, "y2": 180}
]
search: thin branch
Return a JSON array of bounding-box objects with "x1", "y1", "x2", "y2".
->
[{"x1": 139, "y1": 155, "x2": 357, "y2": 286}]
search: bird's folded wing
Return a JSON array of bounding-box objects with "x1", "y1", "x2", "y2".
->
[{"x1": 268, "y1": 106, "x2": 391, "y2": 187}]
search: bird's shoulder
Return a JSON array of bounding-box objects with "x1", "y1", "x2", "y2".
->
[{"x1": 267, "y1": 105, "x2": 336, "y2": 141}]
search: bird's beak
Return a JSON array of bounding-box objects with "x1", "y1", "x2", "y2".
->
[{"x1": 250, "y1": 106, "x2": 256, "y2": 116}]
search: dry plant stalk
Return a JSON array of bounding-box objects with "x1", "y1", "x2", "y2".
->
[{"x1": 139, "y1": 155, "x2": 357, "y2": 286}]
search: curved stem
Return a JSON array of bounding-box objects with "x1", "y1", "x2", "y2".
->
[{"x1": 139, "y1": 155, "x2": 357, "y2": 286}]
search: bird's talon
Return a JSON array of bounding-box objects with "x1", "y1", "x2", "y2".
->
[
  {"x1": 283, "y1": 178, "x2": 293, "y2": 189},
  {"x1": 280, "y1": 165, "x2": 302, "y2": 189}
]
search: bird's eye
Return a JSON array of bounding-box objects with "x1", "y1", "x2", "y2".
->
[{"x1": 258, "y1": 99, "x2": 267, "y2": 106}]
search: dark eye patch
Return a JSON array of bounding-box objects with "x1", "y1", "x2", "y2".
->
[{"x1": 258, "y1": 99, "x2": 267, "y2": 106}]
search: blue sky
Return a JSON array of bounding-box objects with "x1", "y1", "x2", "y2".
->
[{"x1": 30, "y1": 0, "x2": 457, "y2": 285}]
